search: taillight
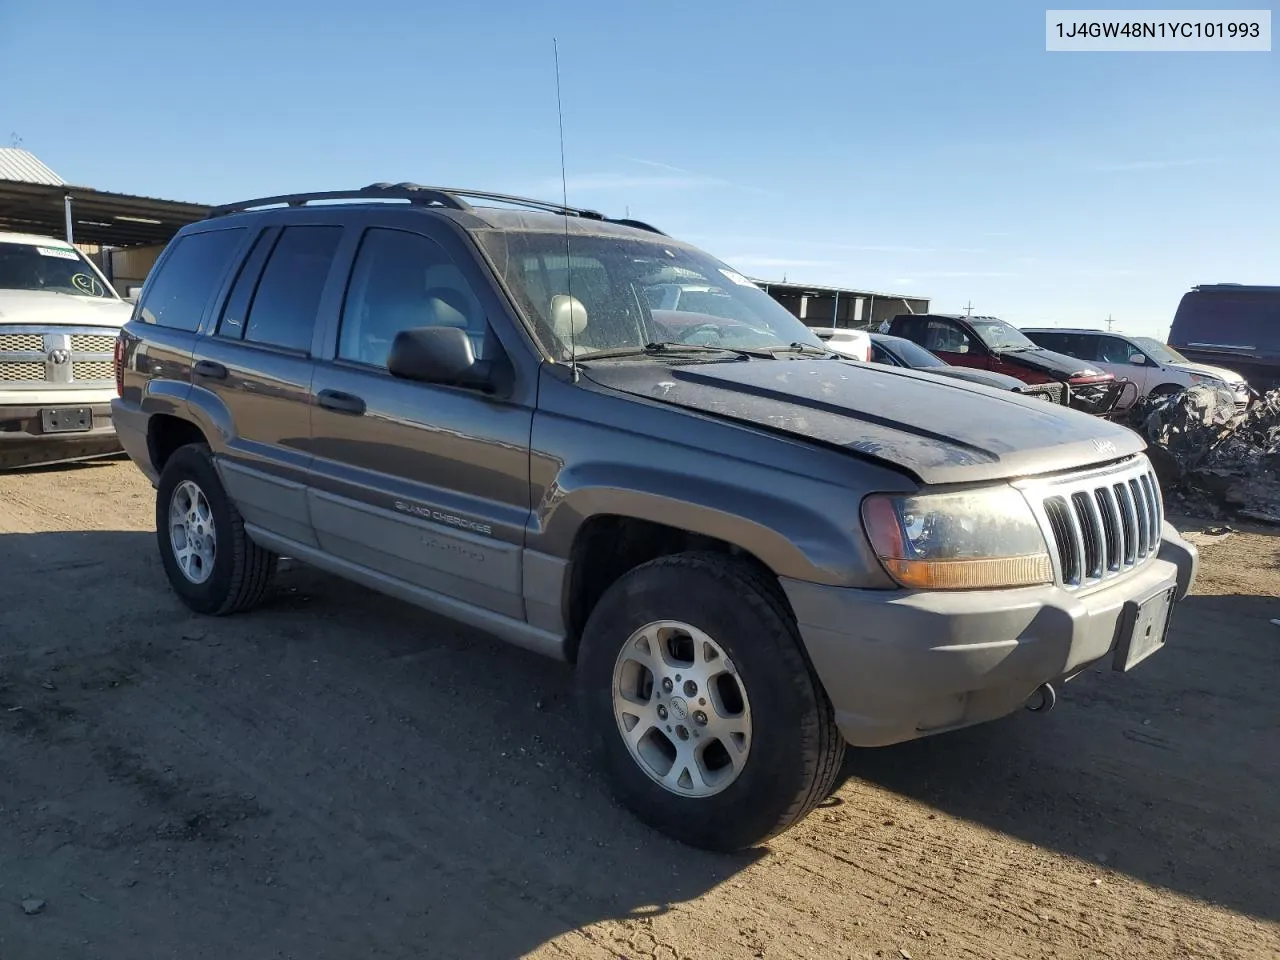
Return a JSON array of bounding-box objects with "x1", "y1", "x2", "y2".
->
[{"x1": 114, "y1": 336, "x2": 125, "y2": 397}]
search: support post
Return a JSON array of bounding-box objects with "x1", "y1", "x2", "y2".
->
[{"x1": 63, "y1": 194, "x2": 74, "y2": 245}]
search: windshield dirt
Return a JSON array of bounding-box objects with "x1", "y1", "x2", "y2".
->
[
  {"x1": 0, "y1": 242, "x2": 117, "y2": 299},
  {"x1": 477, "y1": 230, "x2": 825, "y2": 359},
  {"x1": 968, "y1": 317, "x2": 1038, "y2": 351}
]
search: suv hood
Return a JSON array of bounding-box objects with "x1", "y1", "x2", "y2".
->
[
  {"x1": 584, "y1": 358, "x2": 1144, "y2": 485},
  {"x1": 0, "y1": 289, "x2": 131, "y2": 328},
  {"x1": 997, "y1": 346, "x2": 1108, "y2": 380}
]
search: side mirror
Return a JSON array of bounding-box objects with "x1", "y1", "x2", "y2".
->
[
  {"x1": 388, "y1": 326, "x2": 492, "y2": 389},
  {"x1": 1129, "y1": 353, "x2": 1146, "y2": 365}
]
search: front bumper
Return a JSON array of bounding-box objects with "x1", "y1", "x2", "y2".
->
[
  {"x1": 782, "y1": 523, "x2": 1198, "y2": 748},
  {"x1": 0, "y1": 403, "x2": 122, "y2": 469}
]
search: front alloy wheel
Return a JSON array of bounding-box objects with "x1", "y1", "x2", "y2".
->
[
  {"x1": 612, "y1": 620, "x2": 752, "y2": 798},
  {"x1": 577, "y1": 552, "x2": 844, "y2": 851}
]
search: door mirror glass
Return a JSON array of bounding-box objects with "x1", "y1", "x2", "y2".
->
[
  {"x1": 1129, "y1": 352, "x2": 1146, "y2": 365},
  {"x1": 388, "y1": 326, "x2": 492, "y2": 389}
]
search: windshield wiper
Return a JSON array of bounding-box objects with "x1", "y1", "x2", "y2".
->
[
  {"x1": 577, "y1": 341, "x2": 775, "y2": 361},
  {"x1": 765, "y1": 341, "x2": 839, "y2": 358}
]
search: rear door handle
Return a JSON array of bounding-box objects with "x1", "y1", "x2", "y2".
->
[
  {"x1": 193, "y1": 360, "x2": 228, "y2": 380},
  {"x1": 316, "y1": 389, "x2": 366, "y2": 416}
]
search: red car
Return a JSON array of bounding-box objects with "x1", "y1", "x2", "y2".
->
[{"x1": 887, "y1": 313, "x2": 1133, "y2": 416}]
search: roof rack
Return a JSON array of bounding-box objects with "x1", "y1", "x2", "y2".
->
[
  {"x1": 208, "y1": 181, "x2": 667, "y2": 234},
  {"x1": 1192, "y1": 283, "x2": 1280, "y2": 293}
]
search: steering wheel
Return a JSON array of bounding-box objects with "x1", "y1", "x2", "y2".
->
[
  {"x1": 675, "y1": 322, "x2": 730, "y2": 345},
  {"x1": 71, "y1": 273, "x2": 106, "y2": 297}
]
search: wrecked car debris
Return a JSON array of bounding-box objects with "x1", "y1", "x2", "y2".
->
[{"x1": 1126, "y1": 384, "x2": 1280, "y2": 524}]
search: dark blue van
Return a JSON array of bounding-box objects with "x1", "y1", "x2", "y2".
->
[{"x1": 1169, "y1": 284, "x2": 1280, "y2": 393}]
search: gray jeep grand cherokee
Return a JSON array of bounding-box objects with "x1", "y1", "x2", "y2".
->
[{"x1": 112, "y1": 183, "x2": 1198, "y2": 851}]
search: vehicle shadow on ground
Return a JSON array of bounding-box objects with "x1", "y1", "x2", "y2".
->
[
  {"x1": 843, "y1": 591, "x2": 1280, "y2": 924},
  {"x1": 0, "y1": 530, "x2": 760, "y2": 960}
]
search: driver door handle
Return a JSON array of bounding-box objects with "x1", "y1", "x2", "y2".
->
[
  {"x1": 193, "y1": 360, "x2": 228, "y2": 380},
  {"x1": 316, "y1": 389, "x2": 366, "y2": 416}
]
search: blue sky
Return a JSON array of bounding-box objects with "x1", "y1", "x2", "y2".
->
[{"x1": 2, "y1": 0, "x2": 1275, "y2": 337}]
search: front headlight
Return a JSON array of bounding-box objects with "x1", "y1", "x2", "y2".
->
[
  {"x1": 1188, "y1": 373, "x2": 1224, "y2": 386},
  {"x1": 861, "y1": 488, "x2": 1052, "y2": 590}
]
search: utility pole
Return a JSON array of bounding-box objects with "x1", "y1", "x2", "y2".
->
[
  {"x1": 963, "y1": 301, "x2": 975, "y2": 316},
  {"x1": 1106, "y1": 314, "x2": 1114, "y2": 331}
]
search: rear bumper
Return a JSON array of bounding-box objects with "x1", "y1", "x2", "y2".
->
[
  {"x1": 110, "y1": 398, "x2": 159, "y2": 483},
  {"x1": 783, "y1": 523, "x2": 1198, "y2": 747},
  {"x1": 0, "y1": 403, "x2": 121, "y2": 469}
]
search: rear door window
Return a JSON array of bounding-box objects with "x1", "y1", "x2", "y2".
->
[
  {"x1": 242, "y1": 226, "x2": 343, "y2": 353},
  {"x1": 137, "y1": 228, "x2": 246, "y2": 331}
]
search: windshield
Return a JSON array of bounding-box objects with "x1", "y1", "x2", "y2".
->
[
  {"x1": 892, "y1": 338, "x2": 947, "y2": 368},
  {"x1": 476, "y1": 230, "x2": 825, "y2": 358},
  {"x1": 0, "y1": 241, "x2": 118, "y2": 299},
  {"x1": 1130, "y1": 336, "x2": 1187, "y2": 364},
  {"x1": 967, "y1": 316, "x2": 1038, "y2": 351}
]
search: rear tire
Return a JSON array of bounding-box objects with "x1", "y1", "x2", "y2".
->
[
  {"x1": 576, "y1": 552, "x2": 844, "y2": 851},
  {"x1": 155, "y1": 444, "x2": 277, "y2": 615}
]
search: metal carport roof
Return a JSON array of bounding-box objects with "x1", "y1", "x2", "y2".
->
[
  {"x1": 0, "y1": 150, "x2": 210, "y2": 248},
  {"x1": 0, "y1": 179, "x2": 211, "y2": 247}
]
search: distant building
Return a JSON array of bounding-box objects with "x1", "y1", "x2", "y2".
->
[{"x1": 755, "y1": 279, "x2": 929, "y2": 331}]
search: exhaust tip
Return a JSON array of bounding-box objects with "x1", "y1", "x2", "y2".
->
[{"x1": 1025, "y1": 683, "x2": 1057, "y2": 714}]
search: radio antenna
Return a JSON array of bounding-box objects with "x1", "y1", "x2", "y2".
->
[{"x1": 553, "y1": 38, "x2": 579, "y2": 382}]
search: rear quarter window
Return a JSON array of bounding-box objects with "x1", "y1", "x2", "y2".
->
[
  {"x1": 1030, "y1": 332, "x2": 1098, "y2": 360},
  {"x1": 1027, "y1": 331, "x2": 1067, "y2": 351},
  {"x1": 1171, "y1": 292, "x2": 1280, "y2": 351},
  {"x1": 137, "y1": 228, "x2": 246, "y2": 331}
]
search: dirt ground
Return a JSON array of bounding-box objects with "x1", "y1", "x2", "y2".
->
[{"x1": 0, "y1": 457, "x2": 1276, "y2": 960}]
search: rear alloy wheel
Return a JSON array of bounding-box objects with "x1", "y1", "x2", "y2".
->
[
  {"x1": 155, "y1": 443, "x2": 277, "y2": 615},
  {"x1": 577, "y1": 552, "x2": 844, "y2": 851},
  {"x1": 169, "y1": 480, "x2": 217, "y2": 585}
]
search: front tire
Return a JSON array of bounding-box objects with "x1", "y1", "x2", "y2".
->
[
  {"x1": 576, "y1": 553, "x2": 844, "y2": 851},
  {"x1": 155, "y1": 444, "x2": 277, "y2": 615}
]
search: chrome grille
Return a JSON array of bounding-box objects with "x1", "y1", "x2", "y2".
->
[
  {"x1": 0, "y1": 326, "x2": 119, "y2": 389},
  {"x1": 0, "y1": 333, "x2": 45, "y2": 352},
  {"x1": 1025, "y1": 457, "x2": 1163, "y2": 589},
  {"x1": 70, "y1": 333, "x2": 117, "y2": 353},
  {"x1": 72, "y1": 360, "x2": 115, "y2": 382},
  {"x1": 0, "y1": 361, "x2": 46, "y2": 382}
]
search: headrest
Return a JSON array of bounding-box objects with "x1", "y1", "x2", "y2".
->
[
  {"x1": 550, "y1": 294, "x2": 588, "y2": 338},
  {"x1": 424, "y1": 287, "x2": 471, "y2": 329}
]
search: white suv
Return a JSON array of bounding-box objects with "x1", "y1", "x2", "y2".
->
[
  {"x1": 1022, "y1": 327, "x2": 1250, "y2": 406},
  {"x1": 0, "y1": 232, "x2": 132, "y2": 469}
]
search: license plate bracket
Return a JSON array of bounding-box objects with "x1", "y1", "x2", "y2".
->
[
  {"x1": 1113, "y1": 579, "x2": 1177, "y2": 672},
  {"x1": 40, "y1": 407, "x2": 93, "y2": 434}
]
